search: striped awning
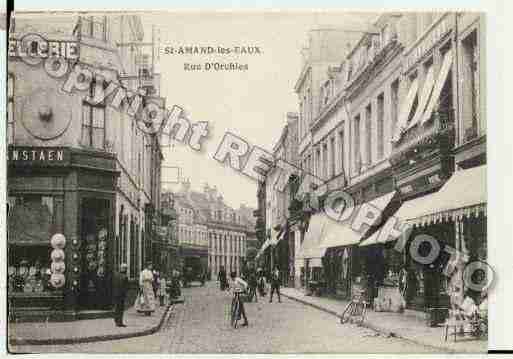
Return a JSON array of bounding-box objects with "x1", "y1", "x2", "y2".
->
[
  {"x1": 269, "y1": 226, "x2": 286, "y2": 246},
  {"x1": 320, "y1": 191, "x2": 396, "y2": 248},
  {"x1": 394, "y1": 165, "x2": 486, "y2": 227},
  {"x1": 296, "y1": 213, "x2": 328, "y2": 259},
  {"x1": 255, "y1": 238, "x2": 272, "y2": 260}
]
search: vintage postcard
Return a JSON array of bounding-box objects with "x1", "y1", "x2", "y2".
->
[{"x1": 6, "y1": 10, "x2": 491, "y2": 354}]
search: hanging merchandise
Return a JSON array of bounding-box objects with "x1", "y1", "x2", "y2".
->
[
  {"x1": 50, "y1": 233, "x2": 66, "y2": 289},
  {"x1": 85, "y1": 233, "x2": 98, "y2": 272},
  {"x1": 342, "y1": 248, "x2": 349, "y2": 281},
  {"x1": 97, "y1": 228, "x2": 108, "y2": 277}
]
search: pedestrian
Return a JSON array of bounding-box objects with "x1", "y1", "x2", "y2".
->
[
  {"x1": 247, "y1": 269, "x2": 258, "y2": 303},
  {"x1": 135, "y1": 262, "x2": 156, "y2": 316},
  {"x1": 152, "y1": 269, "x2": 160, "y2": 298},
  {"x1": 218, "y1": 266, "x2": 228, "y2": 291},
  {"x1": 170, "y1": 269, "x2": 181, "y2": 299},
  {"x1": 229, "y1": 271, "x2": 249, "y2": 327},
  {"x1": 269, "y1": 266, "x2": 281, "y2": 303},
  {"x1": 257, "y1": 268, "x2": 267, "y2": 297},
  {"x1": 158, "y1": 275, "x2": 167, "y2": 306},
  {"x1": 112, "y1": 263, "x2": 129, "y2": 327}
]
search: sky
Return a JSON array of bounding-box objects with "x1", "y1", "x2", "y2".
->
[{"x1": 141, "y1": 11, "x2": 376, "y2": 208}]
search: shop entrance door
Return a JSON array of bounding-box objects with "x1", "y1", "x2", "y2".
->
[{"x1": 78, "y1": 198, "x2": 111, "y2": 310}]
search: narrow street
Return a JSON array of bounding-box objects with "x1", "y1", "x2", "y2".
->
[{"x1": 13, "y1": 282, "x2": 437, "y2": 354}]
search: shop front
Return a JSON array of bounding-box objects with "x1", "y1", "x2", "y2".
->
[
  {"x1": 7, "y1": 146, "x2": 118, "y2": 320},
  {"x1": 296, "y1": 213, "x2": 328, "y2": 295},
  {"x1": 320, "y1": 189, "x2": 398, "y2": 303},
  {"x1": 360, "y1": 165, "x2": 486, "y2": 324}
]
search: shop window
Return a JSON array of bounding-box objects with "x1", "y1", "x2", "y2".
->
[
  {"x1": 7, "y1": 73, "x2": 15, "y2": 144},
  {"x1": 8, "y1": 195, "x2": 63, "y2": 245},
  {"x1": 8, "y1": 195, "x2": 64, "y2": 294},
  {"x1": 79, "y1": 198, "x2": 111, "y2": 308}
]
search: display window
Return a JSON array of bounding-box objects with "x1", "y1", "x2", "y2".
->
[
  {"x1": 8, "y1": 195, "x2": 64, "y2": 295},
  {"x1": 78, "y1": 198, "x2": 111, "y2": 309}
]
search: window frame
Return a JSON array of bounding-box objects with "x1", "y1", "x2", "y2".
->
[
  {"x1": 7, "y1": 73, "x2": 15, "y2": 144},
  {"x1": 81, "y1": 16, "x2": 107, "y2": 41},
  {"x1": 81, "y1": 82, "x2": 106, "y2": 149}
]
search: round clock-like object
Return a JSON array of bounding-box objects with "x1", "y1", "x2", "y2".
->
[{"x1": 21, "y1": 88, "x2": 73, "y2": 140}]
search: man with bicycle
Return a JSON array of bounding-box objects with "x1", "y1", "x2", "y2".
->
[{"x1": 229, "y1": 271, "x2": 249, "y2": 327}]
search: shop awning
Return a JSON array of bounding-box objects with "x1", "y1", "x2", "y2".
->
[
  {"x1": 359, "y1": 229, "x2": 382, "y2": 247},
  {"x1": 408, "y1": 64, "x2": 436, "y2": 130},
  {"x1": 255, "y1": 238, "x2": 272, "y2": 260},
  {"x1": 394, "y1": 165, "x2": 486, "y2": 227},
  {"x1": 296, "y1": 213, "x2": 328, "y2": 259},
  {"x1": 318, "y1": 219, "x2": 361, "y2": 248},
  {"x1": 421, "y1": 49, "x2": 453, "y2": 124},
  {"x1": 319, "y1": 191, "x2": 396, "y2": 248},
  {"x1": 270, "y1": 225, "x2": 287, "y2": 246},
  {"x1": 392, "y1": 77, "x2": 419, "y2": 142}
]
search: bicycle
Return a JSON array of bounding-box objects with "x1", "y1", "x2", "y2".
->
[
  {"x1": 230, "y1": 291, "x2": 243, "y2": 328},
  {"x1": 339, "y1": 288, "x2": 368, "y2": 325}
]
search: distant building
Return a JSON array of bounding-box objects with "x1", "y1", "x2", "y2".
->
[{"x1": 163, "y1": 182, "x2": 255, "y2": 278}]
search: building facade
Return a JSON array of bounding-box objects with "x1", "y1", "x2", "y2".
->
[
  {"x1": 164, "y1": 182, "x2": 253, "y2": 279},
  {"x1": 261, "y1": 12, "x2": 486, "y2": 319},
  {"x1": 7, "y1": 13, "x2": 163, "y2": 318}
]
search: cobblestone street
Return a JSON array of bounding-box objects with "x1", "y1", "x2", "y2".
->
[{"x1": 12, "y1": 282, "x2": 438, "y2": 354}]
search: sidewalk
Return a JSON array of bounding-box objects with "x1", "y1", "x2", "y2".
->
[
  {"x1": 8, "y1": 304, "x2": 173, "y2": 347},
  {"x1": 281, "y1": 287, "x2": 487, "y2": 353}
]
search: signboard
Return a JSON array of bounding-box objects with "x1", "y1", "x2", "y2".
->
[{"x1": 8, "y1": 147, "x2": 70, "y2": 166}]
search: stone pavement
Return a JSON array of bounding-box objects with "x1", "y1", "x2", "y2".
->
[
  {"x1": 280, "y1": 287, "x2": 487, "y2": 353},
  {"x1": 10, "y1": 282, "x2": 440, "y2": 353},
  {"x1": 8, "y1": 304, "x2": 172, "y2": 347}
]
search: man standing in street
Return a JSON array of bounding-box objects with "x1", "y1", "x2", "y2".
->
[
  {"x1": 247, "y1": 268, "x2": 258, "y2": 303},
  {"x1": 218, "y1": 266, "x2": 228, "y2": 291},
  {"x1": 269, "y1": 266, "x2": 281, "y2": 303},
  {"x1": 112, "y1": 263, "x2": 129, "y2": 327}
]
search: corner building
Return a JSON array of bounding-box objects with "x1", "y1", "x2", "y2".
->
[{"x1": 7, "y1": 13, "x2": 163, "y2": 319}]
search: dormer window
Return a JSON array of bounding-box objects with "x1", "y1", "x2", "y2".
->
[{"x1": 80, "y1": 16, "x2": 107, "y2": 41}]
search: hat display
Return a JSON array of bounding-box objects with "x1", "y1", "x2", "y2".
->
[
  {"x1": 50, "y1": 233, "x2": 66, "y2": 249},
  {"x1": 51, "y1": 249, "x2": 65, "y2": 261},
  {"x1": 50, "y1": 273, "x2": 65, "y2": 288},
  {"x1": 51, "y1": 261, "x2": 65, "y2": 274}
]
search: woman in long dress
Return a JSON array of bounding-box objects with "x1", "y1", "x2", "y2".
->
[{"x1": 135, "y1": 263, "x2": 156, "y2": 316}]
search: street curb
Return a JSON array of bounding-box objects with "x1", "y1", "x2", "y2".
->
[
  {"x1": 281, "y1": 292, "x2": 458, "y2": 353},
  {"x1": 9, "y1": 304, "x2": 174, "y2": 347}
]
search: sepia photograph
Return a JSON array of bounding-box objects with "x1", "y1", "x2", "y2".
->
[{"x1": 5, "y1": 9, "x2": 494, "y2": 354}]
